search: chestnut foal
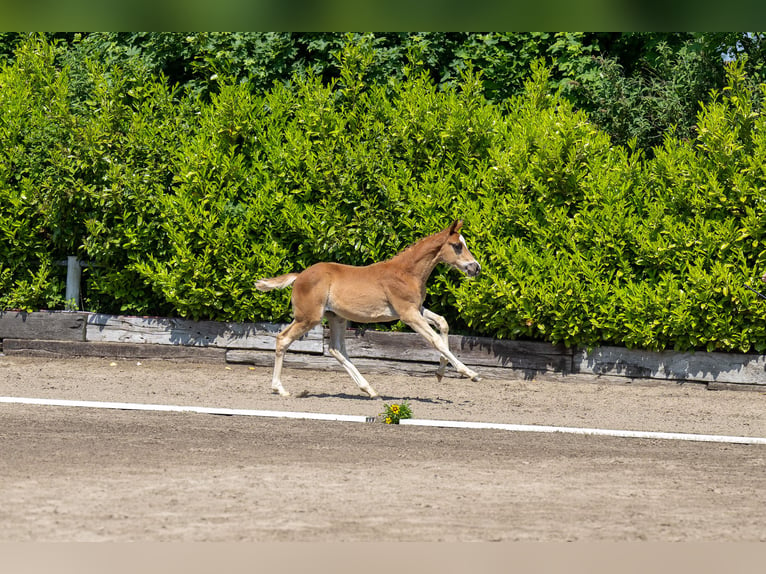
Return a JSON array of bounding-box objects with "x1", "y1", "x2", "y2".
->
[{"x1": 255, "y1": 220, "x2": 481, "y2": 397}]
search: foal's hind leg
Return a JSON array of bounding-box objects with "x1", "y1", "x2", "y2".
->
[
  {"x1": 271, "y1": 319, "x2": 319, "y2": 396},
  {"x1": 422, "y1": 308, "x2": 450, "y2": 381},
  {"x1": 325, "y1": 313, "x2": 378, "y2": 398}
]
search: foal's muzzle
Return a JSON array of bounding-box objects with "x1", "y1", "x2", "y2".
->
[{"x1": 464, "y1": 262, "x2": 481, "y2": 277}]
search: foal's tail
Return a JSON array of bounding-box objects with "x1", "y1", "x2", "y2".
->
[{"x1": 255, "y1": 272, "x2": 299, "y2": 292}]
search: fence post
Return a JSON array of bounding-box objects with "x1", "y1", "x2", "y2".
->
[{"x1": 65, "y1": 256, "x2": 81, "y2": 311}]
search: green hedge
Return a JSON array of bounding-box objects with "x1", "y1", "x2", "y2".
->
[{"x1": 3, "y1": 37, "x2": 766, "y2": 353}]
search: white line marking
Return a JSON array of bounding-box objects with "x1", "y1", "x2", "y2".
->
[
  {"x1": 2, "y1": 396, "x2": 765, "y2": 445},
  {"x1": 0, "y1": 396, "x2": 372, "y2": 423},
  {"x1": 400, "y1": 418, "x2": 766, "y2": 445}
]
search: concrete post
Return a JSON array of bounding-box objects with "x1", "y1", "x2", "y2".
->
[{"x1": 65, "y1": 256, "x2": 81, "y2": 311}]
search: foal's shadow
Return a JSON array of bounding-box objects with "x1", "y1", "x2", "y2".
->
[{"x1": 299, "y1": 392, "x2": 452, "y2": 405}]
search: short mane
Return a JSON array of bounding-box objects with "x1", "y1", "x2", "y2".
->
[{"x1": 389, "y1": 227, "x2": 448, "y2": 265}]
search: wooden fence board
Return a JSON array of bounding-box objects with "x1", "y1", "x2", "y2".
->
[
  {"x1": 86, "y1": 314, "x2": 323, "y2": 353},
  {"x1": 0, "y1": 311, "x2": 86, "y2": 341},
  {"x1": 451, "y1": 335, "x2": 572, "y2": 372},
  {"x1": 3, "y1": 339, "x2": 226, "y2": 362},
  {"x1": 226, "y1": 349, "x2": 515, "y2": 379},
  {"x1": 339, "y1": 330, "x2": 572, "y2": 372},
  {"x1": 2, "y1": 311, "x2": 765, "y2": 389},
  {"x1": 574, "y1": 346, "x2": 766, "y2": 386}
]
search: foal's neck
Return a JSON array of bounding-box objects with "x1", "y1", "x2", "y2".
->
[{"x1": 390, "y1": 232, "x2": 444, "y2": 284}]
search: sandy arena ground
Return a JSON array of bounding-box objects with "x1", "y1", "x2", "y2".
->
[{"x1": 1, "y1": 356, "x2": 765, "y2": 541}]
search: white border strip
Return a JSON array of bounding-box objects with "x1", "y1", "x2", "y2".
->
[
  {"x1": 400, "y1": 418, "x2": 766, "y2": 445},
  {"x1": 2, "y1": 396, "x2": 766, "y2": 445},
  {"x1": 0, "y1": 396, "x2": 372, "y2": 423}
]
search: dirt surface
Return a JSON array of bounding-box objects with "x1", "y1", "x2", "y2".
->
[{"x1": 1, "y1": 356, "x2": 766, "y2": 541}]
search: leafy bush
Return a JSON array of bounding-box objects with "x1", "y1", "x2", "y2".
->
[
  {"x1": 456, "y1": 60, "x2": 766, "y2": 353},
  {"x1": 565, "y1": 41, "x2": 724, "y2": 154},
  {"x1": 4, "y1": 36, "x2": 766, "y2": 354},
  {"x1": 131, "y1": 41, "x2": 499, "y2": 322},
  {"x1": 0, "y1": 38, "x2": 69, "y2": 310}
]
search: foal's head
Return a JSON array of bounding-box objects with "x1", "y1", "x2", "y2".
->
[{"x1": 439, "y1": 220, "x2": 481, "y2": 278}]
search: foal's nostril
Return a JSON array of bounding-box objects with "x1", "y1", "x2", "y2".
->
[{"x1": 467, "y1": 262, "x2": 481, "y2": 277}]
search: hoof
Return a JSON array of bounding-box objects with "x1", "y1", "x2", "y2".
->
[
  {"x1": 463, "y1": 370, "x2": 481, "y2": 382},
  {"x1": 272, "y1": 387, "x2": 291, "y2": 397}
]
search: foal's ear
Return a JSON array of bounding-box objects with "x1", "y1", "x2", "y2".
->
[{"x1": 448, "y1": 219, "x2": 463, "y2": 235}]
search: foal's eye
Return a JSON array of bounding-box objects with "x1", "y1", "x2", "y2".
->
[{"x1": 451, "y1": 242, "x2": 463, "y2": 254}]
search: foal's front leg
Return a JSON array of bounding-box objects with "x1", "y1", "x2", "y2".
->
[
  {"x1": 422, "y1": 308, "x2": 450, "y2": 381},
  {"x1": 401, "y1": 309, "x2": 481, "y2": 382}
]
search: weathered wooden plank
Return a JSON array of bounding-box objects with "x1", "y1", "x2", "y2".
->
[
  {"x1": 227, "y1": 349, "x2": 537, "y2": 380},
  {"x1": 574, "y1": 346, "x2": 766, "y2": 386},
  {"x1": 6, "y1": 311, "x2": 766, "y2": 389},
  {"x1": 707, "y1": 382, "x2": 766, "y2": 392},
  {"x1": 451, "y1": 335, "x2": 572, "y2": 372},
  {"x1": 86, "y1": 314, "x2": 323, "y2": 353},
  {"x1": 0, "y1": 311, "x2": 86, "y2": 341},
  {"x1": 3, "y1": 339, "x2": 226, "y2": 362},
  {"x1": 229, "y1": 349, "x2": 443, "y2": 376},
  {"x1": 338, "y1": 330, "x2": 572, "y2": 373},
  {"x1": 338, "y1": 331, "x2": 438, "y2": 363}
]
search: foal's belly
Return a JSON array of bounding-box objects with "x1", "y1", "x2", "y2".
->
[
  {"x1": 324, "y1": 289, "x2": 400, "y2": 323},
  {"x1": 325, "y1": 300, "x2": 400, "y2": 324}
]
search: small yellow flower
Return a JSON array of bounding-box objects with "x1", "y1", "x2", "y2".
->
[{"x1": 379, "y1": 401, "x2": 412, "y2": 425}]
